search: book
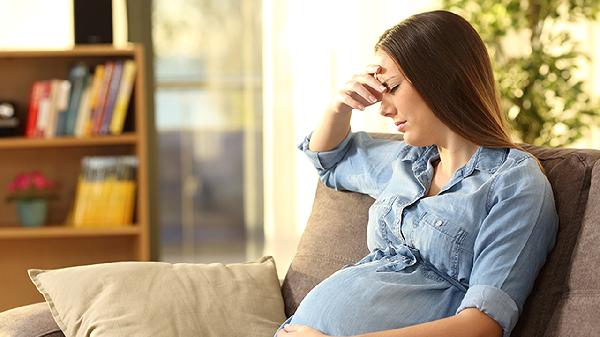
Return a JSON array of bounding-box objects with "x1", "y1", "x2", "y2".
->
[
  {"x1": 35, "y1": 81, "x2": 51, "y2": 138},
  {"x1": 77, "y1": 64, "x2": 105, "y2": 137},
  {"x1": 73, "y1": 76, "x2": 92, "y2": 138},
  {"x1": 91, "y1": 62, "x2": 114, "y2": 135},
  {"x1": 100, "y1": 61, "x2": 124, "y2": 134},
  {"x1": 43, "y1": 80, "x2": 59, "y2": 138},
  {"x1": 110, "y1": 60, "x2": 136, "y2": 135},
  {"x1": 50, "y1": 80, "x2": 72, "y2": 137},
  {"x1": 25, "y1": 81, "x2": 44, "y2": 138},
  {"x1": 64, "y1": 63, "x2": 89, "y2": 136}
]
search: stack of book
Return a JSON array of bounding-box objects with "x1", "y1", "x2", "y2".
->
[
  {"x1": 71, "y1": 155, "x2": 137, "y2": 227},
  {"x1": 25, "y1": 60, "x2": 137, "y2": 138}
]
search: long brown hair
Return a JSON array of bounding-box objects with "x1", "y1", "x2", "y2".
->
[{"x1": 375, "y1": 10, "x2": 540, "y2": 167}]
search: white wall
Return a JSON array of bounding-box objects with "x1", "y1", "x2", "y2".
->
[
  {"x1": 0, "y1": 0, "x2": 127, "y2": 49},
  {"x1": 0, "y1": 0, "x2": 72, "y2": 49}
]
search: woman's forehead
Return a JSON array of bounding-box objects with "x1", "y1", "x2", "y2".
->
[{"x1": 373, "y1": 50, "x2": 401, "y2": 79}]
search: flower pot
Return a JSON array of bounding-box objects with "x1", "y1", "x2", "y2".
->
[{"x1": 16, "y1": 199, "x2": 48, "y2": 227}]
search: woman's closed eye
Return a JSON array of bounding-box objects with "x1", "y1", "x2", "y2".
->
[
  {"x1": 382, "y1": 79, "x2": 401, "y2": 94},
  {"x1": 388, "y1": 84, "x2": 400, "y2": 93}
]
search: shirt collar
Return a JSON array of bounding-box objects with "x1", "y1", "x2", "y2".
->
[{"x1": 414, "y1": 144, "x2": 508, "y2": 176}]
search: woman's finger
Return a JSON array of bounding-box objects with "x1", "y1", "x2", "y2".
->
[
  {"x1": 348, "y1": 81, "x2": 377, "y2": 104},
  {"x1": 338, "y1": 91, "x2": 365, "y2": 111},
  {"x1": 365, "y1": 64, "x2": 387, "y2": 92},
  {"x1": 284, "y1": 324, "x2": 299, "y2": 331},
  {"x1": 355, "y1": 72, "x2": 386, "y2": 93},
  {"x1": 366, "y1": 64, "x2": 381, "y2": 74}
]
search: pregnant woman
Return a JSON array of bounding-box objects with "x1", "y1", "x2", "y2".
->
[{"x1": 275, "y1": 10, "x2": 558, "y2": 337}]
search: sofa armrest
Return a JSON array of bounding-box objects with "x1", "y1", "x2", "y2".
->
[{"x1": 0, "y1": 302, "x2": 64, "y2": 337}]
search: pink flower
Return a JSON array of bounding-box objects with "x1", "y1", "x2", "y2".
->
[
  {"x1": 13, "y1": 173, "x2": 32, "y2": 191},
  {"x1": 31, "y1": 171, "x2": 53, "y2": 189},
  {"x1": 6, "y1": 171, "x2": 57, "y2": 202}
]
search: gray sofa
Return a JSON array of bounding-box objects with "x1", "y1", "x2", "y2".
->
[{"x1": 2, "y1": 135, "x2": 600, "y2": 337}]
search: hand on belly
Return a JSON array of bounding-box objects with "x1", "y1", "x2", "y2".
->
[{"x1": 277, "y1": 324, "x2": 329, "y2": 337}]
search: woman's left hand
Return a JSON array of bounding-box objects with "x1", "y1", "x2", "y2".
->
[{"x1": 276, "y1": 324, "x2": 330, "y2": 337}]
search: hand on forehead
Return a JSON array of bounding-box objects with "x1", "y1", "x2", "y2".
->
[{"x1": 371, "y1": 50, "x2": 401, "y2": 83}]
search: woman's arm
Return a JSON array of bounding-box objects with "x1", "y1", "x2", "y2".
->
[
  {"x1": 355, "y1": 308, "x2": 502, "y2": 337},
  {"x1": 309, "y1": 65, "x2": 385, "y2": 152},
  {"x1": 278, "y1": 308, "x2": 501, "y2": 337},
  {"x1": 308, "y1": 105, "x2": 352, "y2": 152}
]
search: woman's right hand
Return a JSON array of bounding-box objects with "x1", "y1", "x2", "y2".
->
[
  {"x1": 309, "y1": 65, "x2": 387, "y2": 152},
  {"x1": 328, "y1": 64, "x2": 388, "y2": 115}
]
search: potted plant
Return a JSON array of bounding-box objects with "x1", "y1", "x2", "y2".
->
[
  {"x1": 442, "y1": 0, "x2": 600, "y2": 146},
  {"x1": 6, "y1": 171, "x2": 57, "y2": 227}
]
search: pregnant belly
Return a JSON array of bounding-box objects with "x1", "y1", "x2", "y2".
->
[{"x1": 289, "y1": 260, "x2": 464, "y2": 336}]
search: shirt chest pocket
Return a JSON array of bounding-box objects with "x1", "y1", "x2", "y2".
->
[{"x1": 409, "y1": 212, "x2": 471, "y2": 279}]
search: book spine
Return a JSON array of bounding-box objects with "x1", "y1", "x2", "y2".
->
[
  {"x1": 73, "y1": 77, "x2": 91, "y2": 138},
  {"x1": 72, "y1": 176, "x2": 89, "y2": 227},
  {"x1": 91, "y1": 62, "x2": 114, "y2": 135},
  {"x1": 110, "y1": 60, "x2": 137, "y2": 135},
  {"x1": 25, "y1": 81, "x2": 43, "y2": 138},
  {"x1": 44, "y1": 80, "x2": 59, "y2": 138},
  {"x1": 35, "y1": 81, "x2": 51, "y2": 138},
  {"x1": 80, "y1": 64, "x2": 105, "y2": 137},
  {"x1": 52, "y1": 80, "x2": 72, "y2": 137},
  {"x1": 64, "y1": 63, "x2": 89, "y2": 136},
  {"x1": 100, "y1": 61, "x2": 124, "y2": 135}
]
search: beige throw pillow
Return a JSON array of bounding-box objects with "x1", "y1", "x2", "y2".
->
[{"x1": 28, "y1": 256, "x2": 286, "y2": 337}]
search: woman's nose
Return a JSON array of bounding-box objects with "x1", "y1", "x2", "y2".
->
[{"x1": 379, "y1": 100, "x2": 396, "y2": 118}]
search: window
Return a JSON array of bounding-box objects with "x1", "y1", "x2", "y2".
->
[{"x1": 152, "y1": 0, "x2": 263, "y2": 263}]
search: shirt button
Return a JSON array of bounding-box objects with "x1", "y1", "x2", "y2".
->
[{"x1": 434, "y1": 220, "x2": 443, "y2": 227}]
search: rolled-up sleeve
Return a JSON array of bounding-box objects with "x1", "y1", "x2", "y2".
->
[
  {"x1": 298, "y1": 130, "x2": 354, "y2": 171},
  {"x1": 297, "y1": 130, "x2": 405, "y2": 198},
  {"x1": 456, "y1": 157, "x2": 559, "y2": 337}
]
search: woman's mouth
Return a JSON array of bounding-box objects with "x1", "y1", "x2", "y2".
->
[{"x1": 395, "y1": 120, "x2": 407, "y2": 132}]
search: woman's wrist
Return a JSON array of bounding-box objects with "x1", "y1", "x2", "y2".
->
[{"x1": 327, "y1": 101, "x2": 353, "y2": 116}]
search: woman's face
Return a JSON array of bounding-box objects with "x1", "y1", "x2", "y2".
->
[{"x1": 374, "y1": 49, "x2": 448, "y2": 147}]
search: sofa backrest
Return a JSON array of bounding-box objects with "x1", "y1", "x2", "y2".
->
[
  {"x1": 281, "y1": 134, "x2": 600, "y2": 337},
  {"x1": 513, "y1": 144, "x2": 600, "y2": 337},
  {"x1": 540, "y1": 159, "x2": 600, "y2": 337}
]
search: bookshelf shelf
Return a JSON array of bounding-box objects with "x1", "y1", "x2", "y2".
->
[
  {"x1": 0, "y1": 45, "x2": 137, "y2": 59},
  {"x1": 0, "y1": 225, "x2": 140, "y2": 239},
  {"x1": 0, "y1": 45, "x2": 150, "y2": 311},
  {"x1": 0, "y1": 133, "x2": 137, "y2": 149}
]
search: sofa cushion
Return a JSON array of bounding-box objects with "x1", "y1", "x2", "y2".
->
[
  {"x1": 0, "y1": 302, "x2": 64, "y2": 337},
  {"x1": 282, "y1": 133, "x2": 600, "y2": 337},
  {"x1": 280, "y1": 182, "x2": 372, "y2": 317},
  {"x1": 28, "y1": 256, "x2": 285, "y2": 337}
]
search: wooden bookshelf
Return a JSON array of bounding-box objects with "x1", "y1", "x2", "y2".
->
[
  {"x1": 0, "y1": 226, "x2": 141, "y2": 239},
  {"x1": 0, "y1": 45, "x2": 150, "y2": 311},
  {"x1": 0, "y1": 133, "x2": 137, "y2": 148}
]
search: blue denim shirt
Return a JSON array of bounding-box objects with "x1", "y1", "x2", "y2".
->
[{"x1": 281, "y1": 130, "x2": 558, "y2": 337}]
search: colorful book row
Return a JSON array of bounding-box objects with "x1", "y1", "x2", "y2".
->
[{"x1": 25, "y1": 60, "x2": 136, "y2": 138}]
